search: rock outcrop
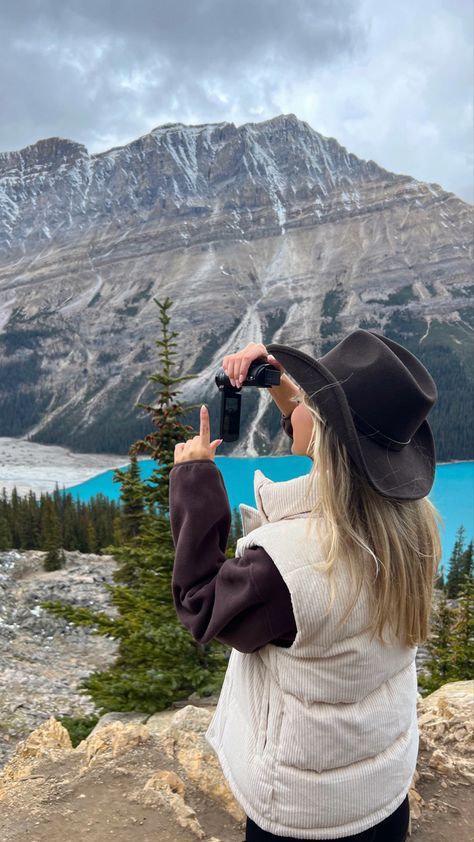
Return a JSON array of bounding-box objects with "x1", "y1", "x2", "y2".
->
[
  {"x1": 408, "y1": 681, "x2": 474, "y2": 840},
  {"x1": 0, "y1": 707, "x2": 242, "y2": 842},
  {"x1": 417, "y1": 680, "x2": 473, "y2": 785},
  {"x1": 0, "y1": 682, "x2": 472, "y2": 840}
]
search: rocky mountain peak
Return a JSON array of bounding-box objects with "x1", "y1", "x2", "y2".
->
[
  {"x1": 0, "y1": 136, "x2": 88, "y2": 176},
  {"x1": 0, "y1": 114, "x2": 472, "y2": 457}
]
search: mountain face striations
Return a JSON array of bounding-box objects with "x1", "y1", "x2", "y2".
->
[{"x1": 0, "y1": 114, "x2": 472, "y2": 459}]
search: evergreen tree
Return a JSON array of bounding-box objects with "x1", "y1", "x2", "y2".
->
[
  {"x1": 435, "y1": 562, "x2": 445, "y2": 592},
  {"x1": 42, "y1": 496, "x2": 66, "y2": 571},
  {"x1": 446, "y1": 525, "x2": 467, "y2": 598},
  {"x1": 114, "y1": 452, "x2": 145, "y2": 539},
  {"x1": 451, "y1": 573, "x2": 474, "y2": 680},
  {"x1": 9, "y1": 488, "x2": 21, "y2": 547},
  {"x1": 112, "y1": 512, "x2": 124, "y2": 548},
  {"x1": 42, "y1": 296, "x2": 230, "y2": 713},
  {"x1": 62, "y1": 493, "x2": 77, "y2": 549},
  {"x1": 418, "y1": 590, "x2": 456, "y2": 695},
  {"x1": 227, "y1": 505, "x2": 243, "y2": 552},
  {"x1": 87, "y1": 521, "x2": 98, "y2": 554},
  {"x1": 460, "y1": 540, "x2": 473, "y2": 581},
  {"x1": 17, "y1": 490, "x2": 40, "y2": 549},
  {"x1": 0, "y1": 488, "x2": 12, "y2": 549},
  {"x1": 76, "y1": 502, "x2": 91, "y2": 552},
  {"x1": 126, "y1": 295, "x2": 203, "y2": 512},
  {"x1": 0, "y1": 510, "x2": 12, "y2": 550}
]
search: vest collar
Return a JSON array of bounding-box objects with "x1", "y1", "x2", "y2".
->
[{"x1": 239, "y1": 468, "x2": 320, "y2": 536}]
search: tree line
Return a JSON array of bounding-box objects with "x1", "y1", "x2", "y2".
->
[
  {"x1": 0, "y1": 484, "x2": 242, "y2": 571},
  {"x1": 0, "y1": 486, "x2": 122, "y2": 568}
]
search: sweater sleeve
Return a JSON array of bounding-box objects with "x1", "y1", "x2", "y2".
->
[{"x1": 169, "y1": 459, "x2": 297, "y2": 653}]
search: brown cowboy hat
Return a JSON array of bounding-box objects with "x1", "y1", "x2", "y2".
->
[{"x1": 266, "y1": 328, "x2": 438, "y2": 500}]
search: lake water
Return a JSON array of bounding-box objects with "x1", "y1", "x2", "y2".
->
[{"x1": 64, "y1": 458, "x2": 473, "y2": 572}]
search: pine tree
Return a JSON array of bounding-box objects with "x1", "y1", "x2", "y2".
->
[
  {"x1": 0, "y1": 488, "x2": 12, "y2": 549},
  {"x1": 226, "y1": 505, "x2": 243, "y2": 553},
  {"x1": 460, "y1": 540, "x2": 473, "y2": 581},
  {"x1": 42, "y1": 296, "x2": 230, "y2": 713},
  {"x1": 9, "y1": 488, "x2": 21, "y2": 547},
  {"x1": 446, "y1": 525, "x2": 467, "y2": 598},
  {"x1": 87, "y1": 521, "x2": 98, "y2": 554},
  {"x1": 113, "y1": 452, "x2": 145, "y2": 539},
  {"x1": 126, "y1": 295, "x2": 203, "y2": 513},
  {"x1": 112, "y1": 513, "x2": 124, "y2": 547},
  {"x1": 42, "y1": 496, "x2": 66, "y2": 571},
  {"x1": 0, "y1": 510, "x2": 12, "y2": 550},
  {"x1": 450, "y1": 573, "x2": 474, "y2": 680},
  {"x1": 418, "y1": 590, "x2": 456, "y2": 696},
  {"x1": 17, "y1": 490, "x2": 40, "y2": 549},
  {"x1": 435, "y1": 562, "x2": 445, "y2": 591},
  {"x1": 62, "y1": 493, "x2": 77, "y2": 549}
]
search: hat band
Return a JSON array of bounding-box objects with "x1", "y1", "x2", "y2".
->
[{"x1": 351, "y1": 410, "x2": 411, "y2": 451}]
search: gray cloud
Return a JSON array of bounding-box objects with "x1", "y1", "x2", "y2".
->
[{"x1": 0, "y1": 0, "x2": 472, "y2": 201}]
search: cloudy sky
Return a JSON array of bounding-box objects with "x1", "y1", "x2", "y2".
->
[{"x1": 1, "y1": 0, "x2": 472, "y2": 202}]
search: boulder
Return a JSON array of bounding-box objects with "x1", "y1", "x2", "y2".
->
[
  {"x1": 417, "y1": 680, "x2": 473, "y2": 783},
  {"x1": 154, "y1": 704, "x2": 245, "y2": 822}
]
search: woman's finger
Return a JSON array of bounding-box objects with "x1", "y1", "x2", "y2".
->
[
  {"x1": 227, "y1": 356, "x2": 236, "y2": 385},
  {"x1": 200, "y1": 405, "x2": 210, "y2": 445},
  {"x1": 235, "y1": 352, "x2": 252, "y2": 385},
  {"x1": 235, "y1": 346, "x2": 265, "y2": 385},
  {"x1": 174, "y1": 442, "x2": 185, "y2": 463}
]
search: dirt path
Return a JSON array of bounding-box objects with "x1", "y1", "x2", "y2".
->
[
  {"x1": 0, "y1": 738, "x2": 244, "y2": 842},
  {"x1": 409, "y1": 745, "x2": 473, "y2": 842}
]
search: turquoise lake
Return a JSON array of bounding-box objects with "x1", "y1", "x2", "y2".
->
[{"x1": 63, "y1": 458, "x2": 473, "y2": 571}]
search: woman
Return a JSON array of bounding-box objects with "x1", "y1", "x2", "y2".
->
[{"x1": 169, "y1": 328, "x2": 443, "y2": 841}]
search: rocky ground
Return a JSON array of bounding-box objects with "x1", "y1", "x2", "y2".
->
[
  {"x1": 0, "y1": 684, "x2": 472, "y2": 842},
  {"x1": 0, "y1": 549, "x2": 472, "y2": 840},
  {"x1": 410, "y1": 681, "x2": 473, "y2": 840},
  {"x1": 0, "y1": 548, "x2": 119, "y2": 766}
]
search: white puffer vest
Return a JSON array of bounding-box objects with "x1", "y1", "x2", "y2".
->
[{"x1": 205, "y1": 468, "x2": 418, "y2": 839}]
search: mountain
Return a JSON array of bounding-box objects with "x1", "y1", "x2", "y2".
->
[{"x1": 0, "y1": 113, "x2": 472, "y2": 459}]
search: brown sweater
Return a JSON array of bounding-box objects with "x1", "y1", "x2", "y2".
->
[{"x1": 169, "y1": 412, "x2": 297, "y2": 653}]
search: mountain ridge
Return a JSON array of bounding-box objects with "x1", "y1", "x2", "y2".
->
[{"x1": 0, "y1": 113, "x2": 472, "y2": 459}]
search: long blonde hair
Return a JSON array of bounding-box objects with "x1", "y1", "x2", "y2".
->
[{"x1": 291, "y1": 389, "x2": 443, "y2": 648}]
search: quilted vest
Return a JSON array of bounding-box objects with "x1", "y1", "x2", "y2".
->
[{"x1": 205, "y1": 468, "x2": 419, "y2": 839}]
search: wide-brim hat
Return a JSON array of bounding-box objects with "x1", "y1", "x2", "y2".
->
[{"x1": 266, "y1": 329, "x2": 438, "y2": 501}]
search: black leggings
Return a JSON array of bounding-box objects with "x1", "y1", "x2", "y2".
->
[{"x1": 245, "y1": 793, "x2": 409, "y2": 842}]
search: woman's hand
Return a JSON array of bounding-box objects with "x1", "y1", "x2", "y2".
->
[
  {"x1": 174, "y1": 405, "x2": 223, "y2": 465},
  {"x1": 222, "y1": 342, "x2": 285, "y2": 388}
]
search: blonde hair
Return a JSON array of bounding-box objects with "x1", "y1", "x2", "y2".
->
[{"x1": 289, "y1": 389, "x2": 443, "y2": 647}]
